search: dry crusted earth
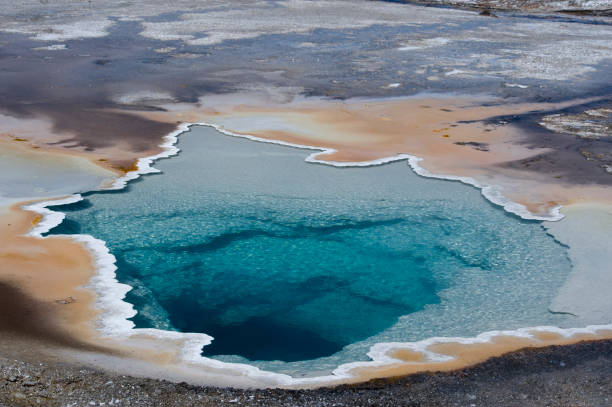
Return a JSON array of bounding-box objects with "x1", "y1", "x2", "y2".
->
[
  {"x1": 0, "y1": 339, "x2": 610, "y2": 407},
  {"x1": 396, "y1": 0, "x2": 612, "y2": 15}
]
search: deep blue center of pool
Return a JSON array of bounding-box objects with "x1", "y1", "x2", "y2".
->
[{"x1": 48, "y1": 126, "x2": 571, "y2": 369}]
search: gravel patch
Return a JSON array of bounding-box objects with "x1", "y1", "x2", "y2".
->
[{"x1": 1, "y1": 339, "x2": 610, "y2": 406}]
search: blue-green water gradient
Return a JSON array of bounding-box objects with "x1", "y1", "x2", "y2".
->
[{"x1": 48, "y1": 126, "x2": 572, "y2": 376}]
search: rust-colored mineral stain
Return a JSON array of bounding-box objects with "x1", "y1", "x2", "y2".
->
[
  {"x1": 341, "y1": 329, "x2": 612, "y2": 385},
  {"x1": 117, "y1": 160, "x2": 140, "y2": 174},
  {"x1": 31, "y1": 214, "x2": 42, "y2": 226}
]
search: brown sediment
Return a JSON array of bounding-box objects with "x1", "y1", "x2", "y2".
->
[
  {"x1": 0, "y1": 111, "x2": 175, "y2": 173},
  {"x1": 41, "y1": 108, "x2": 176, "y2": 153},
  {"x1": 0, "y1": 204, "x2": 107, "y2": 351},
  {"x1": 38, "y1": 107, "x2": 178, "y2": 171},
  {"x1": 0, "y1": 128, "x2": 122, "y2": 178},
  {"x1": 0, "y1": 281, "x2": 100, "y2": 352},
  {"x1": 116, "y1": 159, "x2": 141, "y2": 174}
]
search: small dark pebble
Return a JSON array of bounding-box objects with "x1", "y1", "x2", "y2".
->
[{"x1": 479, "y1": 9, "x2": 498, "y2": 17}]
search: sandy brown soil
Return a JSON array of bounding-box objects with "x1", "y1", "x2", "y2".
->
[
  {"x1": 0, "y1": 206, "x2": 103, "y2": 347},
  {"x1": 0, "y1": 112, "x2": 175, "y2": 173}
]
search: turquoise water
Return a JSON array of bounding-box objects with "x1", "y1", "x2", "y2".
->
[{"x1": 48, "y1": 126, "x2": 573, "y2": 376}]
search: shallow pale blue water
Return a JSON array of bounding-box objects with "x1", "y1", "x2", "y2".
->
[{"x1": 48, "y1": 126, "x2": 573, "y2": 376}]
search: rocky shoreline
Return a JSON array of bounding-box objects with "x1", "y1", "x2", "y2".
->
[
  {"x1": 1, "y1": 339, "x2": 610, "y2": 406},
  {"x1": 393, "y1": 0, "x2": 612, "y2": 16}
]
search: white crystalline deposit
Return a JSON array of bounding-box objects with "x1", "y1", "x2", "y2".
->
[
  {"x1": 138, "y1": 1, "x2": 471, "y2": 46},
  {"x1": 5, "y1": 19, "x2": 114, "y2": 41}
]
